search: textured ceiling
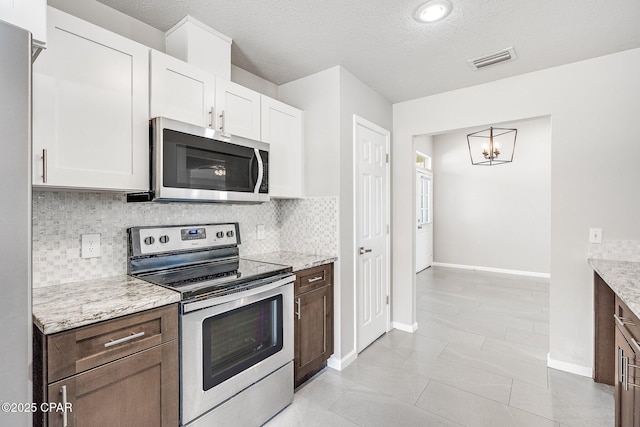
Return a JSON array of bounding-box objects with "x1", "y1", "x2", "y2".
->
[{"x1": 96, "y1": 0, "x2": 640, "y2": 103}]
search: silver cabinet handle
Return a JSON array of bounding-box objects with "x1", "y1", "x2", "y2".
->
[
  {"x1": 295, "y1": 298, "x2": 301, "y2": 320},
  {"x1": 219, "y1": 110, "x2": 225, "y2": 132},
  {"x1": 614, "y1": 313, "x2": 635, "y2": 326},
  {"x1": 308, "y1": 276, "x2": 323, "y2": 283},
  {"x1": 620, "y1": 348, "x2": 625, "y2": 383},
  {"x1": 208, "y1": 107, "x2": 215, "y2": 128},
  {"x1": 624, "y1": 354, "x2": 630, "y2": 391},
  {"x1": 104, "y1": 331, "x2": 145, "y2": 348},
  {"x1": 359, "y1": 247, "x2": 372, "y2": 255},
  {"x1": 60, "y1": 385, "x2": 68, "y2": 427},
  {"x1": 323, "y1": 295, "x2": 327, "y2": 353},
  {"x1": 42, "y1": 149, "x2": 47, "y2": 184}
]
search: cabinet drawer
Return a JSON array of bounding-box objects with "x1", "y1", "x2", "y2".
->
[
  {"x1": 47, "y1": 304, "x2": 178, "y2": 383},
  {"x1": 47, "y1": 340, "x2": 178, "y2": 427},
  {"x1": 615, "y1": 296, "x2": 640, "y2": 345},
  {"x1": 295, "y1": 264, "x2": 333, "y2": 295}
]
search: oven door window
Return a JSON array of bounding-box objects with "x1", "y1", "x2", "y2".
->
[
  {"x1": 162, "y1": 129, "x2": 263, "y2": 193},
  {"x1": 202, "y1": 295, "x2": 283, "y2": 391}
]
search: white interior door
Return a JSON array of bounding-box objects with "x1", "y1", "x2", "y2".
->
[
  {"x1": 415, "y1": 170, "x2": 433, "y2": 272},
  {"x1": 355, "y1": 116, "x2": 390, "y2": 353}
]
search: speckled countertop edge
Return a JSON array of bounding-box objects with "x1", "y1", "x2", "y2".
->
[
  {"x1": 243, "y1": 251, "x2": 337, "y2": 272},
  {"x1": 589, "y1": 259, "x2": 640, "y2": 319},
  {"x1": 33, "y1": 275, "x2": 181, "y2": 335}
]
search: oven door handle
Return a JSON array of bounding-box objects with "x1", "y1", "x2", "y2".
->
[{"x1": 182, "y1": 273, "x2": 295, "y2": 314}]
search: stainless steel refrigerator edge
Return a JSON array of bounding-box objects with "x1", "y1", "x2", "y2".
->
[{"x1": 0, "y1": 20, "x2": 32, "y2": 427}]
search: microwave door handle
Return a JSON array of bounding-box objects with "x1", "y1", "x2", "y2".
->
[{"x1": 253, "y1": 149, "x2": 263, "y2": 193}]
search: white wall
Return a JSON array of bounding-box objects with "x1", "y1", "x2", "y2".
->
[
  {"x1": 393, "y1": 48, "x2": 640, "y2": 372},
  {"x1": 279, "y1": 67, "x2": 341, "y2": 197},
  {"x1": 279, "y1": 66, "x2": 392, "y2": 365},
  {"x1": 432, "y1": 117, "x2": 551, "y2": 274},
  {"x1": 231, "y1": 64, "x2": 279, "y2": 99},
  {"x1": 338, "y1": 67, "x2": 392, "y2": 358},
  {"x1": 414, "y1": 134, "x2": 433, "y2": 160}
]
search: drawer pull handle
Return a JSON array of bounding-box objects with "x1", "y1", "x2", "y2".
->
[
  {"x1": 295, "y1": 298, "x2": 301, "y2": 320},
  {"x1": 42, "y1": 149, "x2": 48, "y2": 184},
  {"x1": 104, "y1": 331, "x2": 145, "y2": 348},
  {"x1": 308, "y1": 276, "x2": 323, "y2": 283},
  {"x1": 60, "y1": 385, "x2": 68, "y2": 427},
  {"x1": 614, "y1": 313, "x2": 635, "y2": 327}
]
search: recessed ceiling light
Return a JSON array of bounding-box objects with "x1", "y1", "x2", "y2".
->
[{"x1": 415, "y1": 0, "x2": 452, "y2": 23}]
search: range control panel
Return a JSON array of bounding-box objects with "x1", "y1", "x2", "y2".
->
[{"x1": 129, "y1": 223, "x2": 239, "y2": 256}]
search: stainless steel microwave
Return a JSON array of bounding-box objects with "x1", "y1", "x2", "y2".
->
[{"x1": 128, "y1": 117, "x2": 269, "y2": 203}]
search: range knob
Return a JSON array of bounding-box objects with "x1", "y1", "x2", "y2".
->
[
  {"x1": 226, "y1": 230, "x2": 235, "y2": 238},
  {"x1": 216, "y1": 231, "x2": 224, "y2": 239},
  {"x1": 159, "y1": 235, "x2": 170, "y2": 244},
  {"x1": 143, "y1": 236, "x2": 155, "y2": 245}
]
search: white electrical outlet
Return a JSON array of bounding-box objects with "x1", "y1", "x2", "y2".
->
[
  {"x1": 589, "y1": 228, "x2": 603, "y2": 244},
  {"x1": 81, "y1": 233, "x2": 101, "y2": 258},
  {"x1": 256, "y1": 224, "x2": 265, "y2": 240}
]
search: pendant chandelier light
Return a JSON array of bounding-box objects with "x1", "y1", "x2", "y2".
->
[{"x1": 467, "y1": 126, "x2": 517, "y2": 166}]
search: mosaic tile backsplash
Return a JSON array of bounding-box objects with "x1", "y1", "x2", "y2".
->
[
  {"x1": 588, "y1": 240, "x2": 640, "y2": 262},
  {"x1": 33, "y1": 191, "x2": 338, "y2": 288}
]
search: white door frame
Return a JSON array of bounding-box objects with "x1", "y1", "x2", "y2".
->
[{"x1": 353, "y1": 114, "x2": 391, "y2": 353}]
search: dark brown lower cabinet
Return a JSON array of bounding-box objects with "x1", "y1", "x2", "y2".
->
[
  {"x1": 294, "y1": 263, "x2": 334, "y2": 387},
  {"x1": 34, "y1": 304, "x2": 179, "y2": 427}
]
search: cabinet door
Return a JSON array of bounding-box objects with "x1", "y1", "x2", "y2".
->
[
  {"x1": 33, "y1": 7, "x2": 149, "y2": 192},
  {"x1": 0, "y1": 0, "x2": 46, "y2": 47},
  {"x1": 149, "y1": 49, "x2": 215, "y2": 128},
  {"x1": 261, "y1": 96, "x2": 303, "y2": 198},
  {"x1": 214, "y1": 77, "x2": 261, "y2": 140},
  {"x1": 47, "y1": 341, "x2": 178, "y2": 427},
  {"x1": 615, "y1": 327, "x2": 640, "y2": 427},
  {"x1": 294, "y1": 285, "x2": 333, "y2": 386}
]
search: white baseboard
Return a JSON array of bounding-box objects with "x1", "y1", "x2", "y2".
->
[
  {"x1": 391, "y1": 321, "x2": 418, "y2": 333},
  {"x1": 327, "y1": 349, "x2": 357, "y2": 371},
  {"x1": 547, "y1": 354, "x2": 592, "y2": 378},
  {"x1": 432, "y1": 262, "x2": 551, "y2": 279}
]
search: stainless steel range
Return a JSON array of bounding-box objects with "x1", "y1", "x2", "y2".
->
[{"x1": 127, "y1": 223, "x2": 295, "y2": 427}]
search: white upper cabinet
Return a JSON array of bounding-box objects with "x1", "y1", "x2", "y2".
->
[
  {"x1": 150, "y1": 49, "x2": 215, "y2": 128},
  {"x1": 0, "y1": 0, "x2": 47, "y2": 48},
  {"x1": 261, "y1": 95, "x2": 304, "y2": 198},
  {"x1": 215, "y1": 77, "x2": 261, "y2": 140},
  {"x1": 32, "y1": 7, "x2": 149, "y2": 192}
]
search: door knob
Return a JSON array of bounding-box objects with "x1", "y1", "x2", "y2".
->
[{"x1": 359, "y1": 247, "x2": 372, "y2": 255}]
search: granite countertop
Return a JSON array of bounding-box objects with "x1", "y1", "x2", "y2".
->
[
  {"x1": 33, "y1": 275, "x2": 181, "y2": 335},
  {"x1": 589, "y1": 259, "x2": 640, "y2": 318},
  {"x1": 243, "y1": 251, "x2": 337, "y2": 272}
]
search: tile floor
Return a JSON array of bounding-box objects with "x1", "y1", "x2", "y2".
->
[{"x1": 267, "y1": 266, "x2": 614, "y2": 426}]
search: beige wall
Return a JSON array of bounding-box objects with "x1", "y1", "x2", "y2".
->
[{"x1": 393, "y1": 48, "x2": 640, "y2": 372}]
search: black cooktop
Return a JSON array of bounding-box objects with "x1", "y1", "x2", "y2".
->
[{"x1": 136, "y1": 257, "x2": 292, "y2": 300}]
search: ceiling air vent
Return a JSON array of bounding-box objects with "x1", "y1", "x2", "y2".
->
[{"x1": 468, "y1": 47, "x2": 517, "y2": 70}]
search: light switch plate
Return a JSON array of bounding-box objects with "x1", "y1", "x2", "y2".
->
[
  {"x1": 589, "y1": 228, "x2": 602, "y2": 244},
  {"x1": 81, "y1": 233, "x2": 101, "y2": 258}
]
